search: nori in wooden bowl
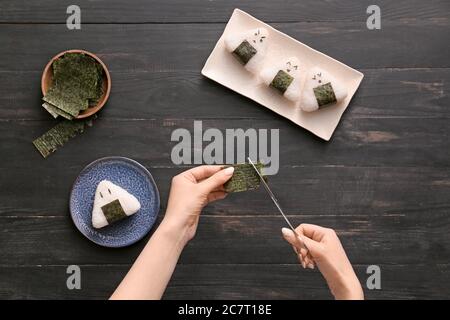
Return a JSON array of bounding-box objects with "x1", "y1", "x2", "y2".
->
[
  {"x1": 34, "y1": 50, "x2": 108, "y2": 158},
  {"x1": 41, "y1": 49, "x2": 111, "y2": 119}
]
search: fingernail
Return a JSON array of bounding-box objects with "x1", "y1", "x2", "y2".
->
[
  {"x1": 223, "y1": 167, "x2": 234, "y2": 175},
  {"x1": 308, "y1": 263, "x2": 314, "y2": 269},
  {"x1": 281, "y1": 227, "x2": 292, "y2": 237}
]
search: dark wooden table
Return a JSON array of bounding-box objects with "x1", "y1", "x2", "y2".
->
[{"x1": 0, "y1": 0, "x2": 449, "y2": 299}]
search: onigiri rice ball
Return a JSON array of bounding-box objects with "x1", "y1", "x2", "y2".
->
[
  {"x1": 224, "y1": 28, "x2": 269, "y2": 75},
  {"x1": 260, "y1": 57, "x2": 304, "y2": 102},
  {"x1": 300, "y1": 67, "x2": 347, "y2": 112},
  {"x1": 91, "y1": 180, "x2": 141, "y2": 229}
]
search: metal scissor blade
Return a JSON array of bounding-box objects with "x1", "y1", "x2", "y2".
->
[
  {"x1": 247, "y1": 158, "x2": 311, "y2": 262},
  {"x1": 247, "y1": 158, "x2": 297, "y2": 234}
]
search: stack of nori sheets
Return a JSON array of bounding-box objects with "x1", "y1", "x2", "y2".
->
[
  {"x1": 42, "y1": 53, "x2": 103, "y2": 119},
  {"x1": 33, "y1": 53, "x2": 103, "y2": 158}
]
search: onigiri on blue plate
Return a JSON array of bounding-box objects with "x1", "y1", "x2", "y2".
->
[{"x1": 70, "y1": 156, "x2": 160, "y2": 248}]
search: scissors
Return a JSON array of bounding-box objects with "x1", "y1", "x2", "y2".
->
[{"x1": 247, "y1": 158, "x2": 313, "y2": 267}]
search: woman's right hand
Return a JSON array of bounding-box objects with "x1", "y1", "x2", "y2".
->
[{"x1": 282, "y1": 224, "x2": 364, "y2": 300}]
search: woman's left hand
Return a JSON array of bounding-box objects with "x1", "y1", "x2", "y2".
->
[{"x1": 160, "y1": 165, "x2": 235, "y2": 247}]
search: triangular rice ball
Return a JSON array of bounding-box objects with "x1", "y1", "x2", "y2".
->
[
  {"x1": 260, "y1": 56, "x2": 304, "y2": 102},
  {"x1": 225, "y1": 28, "x2": 269, "y2": 75},
  {"x1": 92, "y1": 180, "x2": 141, "y2": 229},
  {"x1": 300, "y1": 67, "x2": 347, "y2": 112}
]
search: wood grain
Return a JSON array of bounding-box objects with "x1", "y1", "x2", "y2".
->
[
  {"x1": 0, "y1": 0, "x2": 448, "y2": 23},
  {"x1": 1, "y1": 165, "x2": 449, "y2": 218},
  {"x1": 1, "y1": 118, "x2": 448, "y2": 168},
  {"x1": 0, "y1": 212, "x2": 448, "y2": 266},
  {"x1": 0, "y1": 21, "x2": 449, "y2": 73},
  {"x1": 0, "y1": 0, "x2": 449, "y2": 299},
  {"x1": 0, "y1": 263, "x2": 448, "y2": 299},
  {"x1": 0, "y1": 68, "x2": 448, "y2": 120}
]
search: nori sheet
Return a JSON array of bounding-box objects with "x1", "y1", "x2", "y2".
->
[
  {"x1": 42, "y1": 102, "x2": 74, "y2": 120},
  {"x1": 35, "y1": 53, "x2": 103, "y2": 159},
  {"x1": 32, "y1": 115, "x2": 96, "y2": 158},
  {"x1": 101, "y1": 199, "x2": 127, "y2": 225},
  {"x1": 43, "y1": 53, "x2": 104, "y2": 117},
  {"x1": 53, "y1": 54, "x2": 101, "y2": 99},
  {"x1": 270, "y1": 70, "x2": 294, "y2": 94},
  {"x1": 42, "y1": 102, "x2": 59, "y2": 119},
  {"x1": 313, "y1": 82, "x2": 337, "y2": 107},
  {"x1": 223, "y1": 162, "x2": 266, "y2": 193},
  {"x1": 43, "y1": 86, "x2": 88, "y2": 117},
  {"x1": 232, "y1": 40, "x2": 257, "y2": 65}
]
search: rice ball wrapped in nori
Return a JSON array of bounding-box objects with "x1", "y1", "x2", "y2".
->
[
  {"x1": 224, "y1": 28, "x2": 269, "y2": 74},
  {"x1": 300, "y1": 67, "x2": 348, "y2": 112},
  {"x1": 260, "y1": 57, "x2": 304, "y2": 102},
  {"x1": 91, "y1": 180, "x2": 141, "y2": 229}
]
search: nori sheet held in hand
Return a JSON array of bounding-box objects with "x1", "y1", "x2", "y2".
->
[
  {"x1": 223, "y1": 162, "x2": 266, "y2": 193},
  {"x1": 313, "y1": 82, "x2": 337, "y2": 107},
  {"x1": 232, "y1": 40, "x2": 257, "y2": 65},
  {"x1": 101, "y1": 199, "x2": 127, "y2": 225},
  {"x1": 32, "y1": 115, "x2": 96, "y2": 158},
  {"x1": 270, "y1": 70, "x2": 294, "y2": 94}
]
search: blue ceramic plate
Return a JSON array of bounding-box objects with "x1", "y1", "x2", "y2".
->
[{"x1": 70, "y1": 156, "x2": 160, "y2": 247}]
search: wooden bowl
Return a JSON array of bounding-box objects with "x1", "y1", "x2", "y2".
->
[{"x1": 41, "y1": 49, "x2": 111, "y2": 119}]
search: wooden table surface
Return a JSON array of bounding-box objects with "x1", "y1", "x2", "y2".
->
[{"x1": 0, "y1": 0, "x2": 449, "y2": 299}]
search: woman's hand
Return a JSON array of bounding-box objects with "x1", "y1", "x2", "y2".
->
[
  {"x1": 282, "y1": 224, "x2": 364, "y2": 300},
  {"x1": 160, "y1": 165, "x2": 234, "y2": 247},
  {"x1": 110, "y1": 165, "x2": 234, "y2": 300}
]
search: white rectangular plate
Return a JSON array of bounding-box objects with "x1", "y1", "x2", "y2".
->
[{"x1": 201, "y1": 9, "x2": 364, "y2": 141}]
